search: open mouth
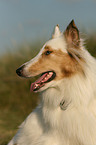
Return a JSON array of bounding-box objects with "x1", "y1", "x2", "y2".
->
[{"x1": 30, "y1": 71, "x2": 56, "y2": 92}]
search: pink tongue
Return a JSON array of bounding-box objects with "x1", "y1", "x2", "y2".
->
[{"x1": 30, "y1": 73, "x2": 48, "y2": 92}]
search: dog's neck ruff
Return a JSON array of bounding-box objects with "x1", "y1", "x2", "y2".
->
[{"x1": 40, "y1": 83, "x2": 72, "y2": 111}]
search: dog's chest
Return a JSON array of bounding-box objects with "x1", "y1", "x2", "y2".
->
[{"x1": 42, "y1": 105, "x2": 64, "y2": 130}]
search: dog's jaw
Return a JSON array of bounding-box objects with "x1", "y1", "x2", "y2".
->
[{"x1": 30, "y1": 71, "x2": 56, "y2": 92}]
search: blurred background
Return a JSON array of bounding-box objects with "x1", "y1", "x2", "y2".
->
[{"x1": 0, "y1": 0, "x2": 96, "y2": 144}]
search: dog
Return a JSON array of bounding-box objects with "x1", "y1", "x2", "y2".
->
[{"x1": 8, "y1": 20, "x2": 96, "y2": 145}]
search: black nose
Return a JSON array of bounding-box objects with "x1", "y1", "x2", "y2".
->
[{"x1": 16, "y1": 65, "x2": 25, "y2": 76}]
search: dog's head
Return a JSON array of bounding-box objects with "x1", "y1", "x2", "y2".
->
[{"x1": 16, "y1": 20, "x2": 84, "y2": 92}]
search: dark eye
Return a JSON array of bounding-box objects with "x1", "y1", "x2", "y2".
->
[{"x1": 45, "y1": 51, "x2": 52, "y2": 55}]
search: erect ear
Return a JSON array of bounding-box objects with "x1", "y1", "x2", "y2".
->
[
  {"x1": 52, "y1": 24, "x2": 61, "y2": 38},
  {"x1": 64, "y1": 20, "x2": 80, "y2": 49}
]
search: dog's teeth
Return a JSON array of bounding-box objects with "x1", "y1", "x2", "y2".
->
[
  {"x1": 35, "y1": 84, "x2": 38, "y2": 87},
  {"x1": 49, "y1": 72, "x2": 53, "y2": 75}
]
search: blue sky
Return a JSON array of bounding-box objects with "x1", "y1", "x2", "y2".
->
[{"x1": 0, "y1": 0, "x2": 96, "y2": 54}]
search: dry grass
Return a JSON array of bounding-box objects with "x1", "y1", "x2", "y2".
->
[{"x1": 0, "y1": 41, "x2": 42, "y2": 145}]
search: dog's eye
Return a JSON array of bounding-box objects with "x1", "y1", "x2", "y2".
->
[{"x1": 45, "y1": 51, "x2": 52, "y2": 55}]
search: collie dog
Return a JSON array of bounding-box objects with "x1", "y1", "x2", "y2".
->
[{"x1": 8, "y1": 20, "x2": 96, "y2": 145}]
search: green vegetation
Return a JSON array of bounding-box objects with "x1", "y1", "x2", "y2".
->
[{"x1": 0, "y1": 36, "x2": 96, "y2": 145}]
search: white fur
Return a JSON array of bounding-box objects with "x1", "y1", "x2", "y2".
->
[
  {"x1": 8, "y1": 27, "x2": 96, "y2": 145},
  {"x1": 46, "y1": 35, "x2": 67, "y2": 52},
  {"x1": 52, "y1": 25, "x2": 61, "y2": 38}
]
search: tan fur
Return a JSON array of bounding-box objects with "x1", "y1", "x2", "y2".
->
[{"x1": 28, "y1": 46, "x2": 83, "y2": 80}]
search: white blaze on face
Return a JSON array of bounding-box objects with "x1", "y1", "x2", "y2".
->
[{"x1": 43, "y1": 35, "x2": 67, "y2": 53}]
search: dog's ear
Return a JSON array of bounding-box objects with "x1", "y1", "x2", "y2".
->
[
  {"x1": 64, "y1": 20, "x2": 80, "y2": 49},
  {"x1": 52, "y1": 24, "x2": 61, "y2": 38}
]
